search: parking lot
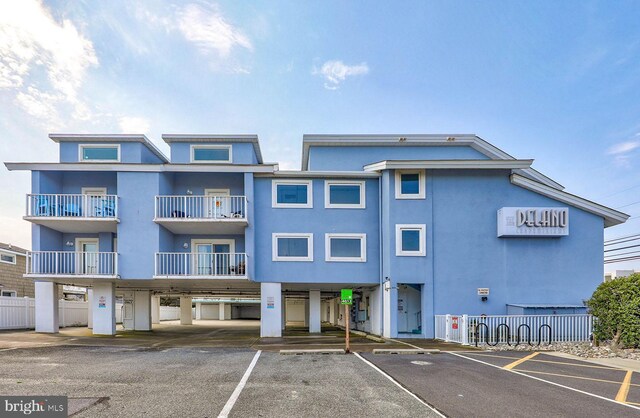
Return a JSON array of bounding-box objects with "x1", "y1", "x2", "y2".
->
[{"x1": 0, "y1": 325, "x2": 639, "y2": 417}]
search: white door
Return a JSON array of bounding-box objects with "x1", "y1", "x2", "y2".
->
[
  {"x1": 76, "y1": 238, "x2": 99, "y2": 275},
  {"x1": 397, "y1": 291, "x2": 409, "y2": 333},
  {"x1": 122, "y1": 292, "x2": 134, "y2": 330},
  {"x1": 204, "y1": 189, "x2": 230, "y2": 218},
  {"x1": 82, "y1": 187, "x2": 107, "y2": 217}
]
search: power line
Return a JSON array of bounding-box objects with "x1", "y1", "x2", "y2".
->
[
  {"x1": 604, "y1": 255, "x2": 640, "y2": 264},
  {"x1": 596, "y1": 183, "x2": 640, "y2": 200},
  {"x1": 604, "y1": 235, "x2": 640, "y2": 246},
  {"x1": 605, "y1": 232, "x2": 640, "y2": 243},
  {"x1": 615, "y1": 200, "x2": 640, "y2": 210},
  {"x1": 604, "y1": 243, "x2": 640, "y2": 253},
  {"x1": 605, "y1": 249, "x2": 640, "y2": 259}
]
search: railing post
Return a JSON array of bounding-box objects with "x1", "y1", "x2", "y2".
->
[
  {"x1": 461, "y1": 314, "x2": 469, "y2": 345},
  {"x1": 445, "y1": 314, "x2": 451, "y2": 342},
  {"x1": 23, "y1": 296, "x2": 30, "y2": 329}
]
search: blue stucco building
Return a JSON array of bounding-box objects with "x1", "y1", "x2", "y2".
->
[{"x1": 5, "y1": 133, "x2": 628, "y2": 338}]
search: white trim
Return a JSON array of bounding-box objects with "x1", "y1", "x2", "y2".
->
[
  {"x1": 75, "y1": 238, "x2": 100, "y2": 275},
  {"x1": 256, "y1": 171, "x2": 380, "y2": 179},
  {"x1": 0, "y1": 290, "x2": 17, "y2": 297},
  {"x1": 365, "y1": 159, "x2": 533, "y2": 171},
  {"x1": 75, "y1": 237, "x2": 99, "y2": 251},
  {"x1": 272, "y1": 179, "x2": 313, "y2": 208},
  {"x1": 396, "y1": 224, "x2": 426, "y2": 256},
  {"x1": 395, "y1": 170, "x2": 426, "y2": 199},
  {"x1": 5, "y1": 162, "x2": 278, "y2": 173},
  {"x1": 79, "y1": 144, "x2": 120, "y2": 163},
  {"x1": 272, "y1": 233, "x2": 313, "y2": 262},
  {"x1": 324, "y1": 180, "x2": 365, "y2": 209},
  {"x1": 0, "y1": 251, "x2": 16, "y2": 264},
  {"x1": 190, "y1": 144, "x2": 232, "y2": 164},
  {"x1": 190, "y1": 238, "x2": 235, "y2": 254},
  {"x1": 81, "y1": 187, "x2": 107, "y2": 196},
  {"x1": 510, "y1": 174, "x2": 629, "y2": 227},
  {"x1": 325, "y1": 233, "x2": 367, "y2": 262}
]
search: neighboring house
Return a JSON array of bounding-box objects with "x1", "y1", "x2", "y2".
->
[
  {"x1": 604, "y1": 270, "x2": 637, "y2": 282},
  {"x1": 0, "y1": 243, "x2": 31, "y2": 297},
  {"x1": 3, "y1": 133, "x2": 629, "y2": 338}
]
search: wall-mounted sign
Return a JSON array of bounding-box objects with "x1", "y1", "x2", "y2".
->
[
  {"x1": 98, "y1": 296, "x2": 106, "y2": 309},
  {"x1": 266, "y1": 296, "x2": 275, "y2": 309},
  {"x1": 341, "y1": 289, "x2": 353, "y2": 305},
  {"x1": 497, "y1": 207, "x2": 569, "y2": 237},
  {"x1": 477, "y1": 288, "x2": 490, "y2": 296}
]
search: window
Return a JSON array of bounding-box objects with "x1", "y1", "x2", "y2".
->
[
  {"x1": 324, "y1": 181, "x2": 365, "y2": 209},
  {"x1": 272, "y1": 233, "x2": 313, "y2": 261},
  {"x1": 79, "y1": 144, "x2": 120, "y2": 162},
  {"x1": 395, "y1": 170, "x2": 425, "y2": 199},
  {"x1": 1, "y1": 290, "x2": 17, "y2": 297},
  {"x1": 325, "y1": 233, "x2": 366, "y2": 262},
  {"x1": 0, "y1": 252, "x2": 16, "y2": 264},
  {"x1": 191, "y1": 145, "x2": 232, "y2": 163},
  {"x1": 272, "y1": 180, "x2": 313, "y2": 208},
  {"x1": 396, "y1": 224, "x2": 426, "y2": 256}
]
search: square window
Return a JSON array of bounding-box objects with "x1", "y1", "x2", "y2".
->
[
  {"x1": 395, "y1": 170, "x2": 425, "y2": 199},
  {"x1": 191, "y1": 145, "x2": 232, "y2": 163},
  {"x1": 80, "y1": 145, "x2": 120, "y2": 162},
  {"x1": 273, "y1": 234, "x2": 313, "y2": 261},
  {"x1": 396, "y1": 224, "x2": 426, "y2": 256},
  {"x1": 325, "y1": 181, "x2": 365, "y2": 208},
  {"x1": 272, "y1": 180, "x2": 313, "y2": 208},
  {"x1": 325, "y1": 234, "x2": 366, "y2": 262}
]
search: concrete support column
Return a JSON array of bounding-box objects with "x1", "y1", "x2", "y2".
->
[
  {"x1": 195, "y1": 302, "x2": 202, "y2": 320},
  {"x1": 281, "y1": 294, "x2": 286, "y2": 330},
  {"x1": 87, "y1": 288, "x2": 93, "y2": 329},
  {"x1": 180, "y1": 297, "x2": 192, "y2": 325},
  {"x1": 370, "y1": 285, "x2": 382, "y2": 336},
  {"x1": 309, "y1": 290, "x2": 321, "y2": 333},
  {"x1": 151, "y1": 296, "x2": 160, "y2": 324},
  {"x1": 133, "y1": 290, "x2": 151, "y2": 331},
  {"x1": 218, "y1": 303, "x2": 227, "y2": 321},
  {"x1": 382, "y1": 281, "x2": 396, "y2": 338},
  {"x1": 92, "y1": 282, "x2": 116, "y2": 335},
  {"x1": 304, "y1": 299, "x2": 309, "y2": 327},
  {"x1": 329, "y1": 298, "x2": 336, "y2": 324},
  {"x1": 35, "y1": 281, "x2": 59, "y2": 333},
  {"x1": 260, "y1": 283, "x2": 282, "y2": 337}
]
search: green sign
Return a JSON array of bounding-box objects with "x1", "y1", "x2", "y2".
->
[{"x1": 341, "y1": 289, "x2": 353, "y2": 305}]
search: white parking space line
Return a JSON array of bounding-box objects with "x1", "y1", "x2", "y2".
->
[
  {"x1": 354, "y1": 353, "x2": 446, "y2": 417},
  {"x1": 217, "y1": 350, "x2": 262, "y2": 418},
  {"x1": 448, "y1": 352, "x2": 640, "y2": 412}
]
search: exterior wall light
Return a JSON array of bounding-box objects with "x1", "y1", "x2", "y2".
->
[
  {"x1": 182, "y1": 242, "x2": 189, "y2": 249},
  {"x1": 65, "y1": 241, "x2": 74, "y2": 247}
]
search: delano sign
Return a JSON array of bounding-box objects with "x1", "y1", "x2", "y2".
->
[{"x1": 497, "y1": 207, "x2": 569, "y2": 237}]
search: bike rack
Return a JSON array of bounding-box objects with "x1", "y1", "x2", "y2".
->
[
  {"x1": 515, "y1": 324, "x2": 532, "y2": 346},
  {"x1": 496, "y1": 323, "x2": 511, "y2": 346},
  {"x1": 537, "y1": 324, "x2": 552, "y2": 346},
  {"x1": 474, "y1": 323, "x2": 491, "y2": 347}
]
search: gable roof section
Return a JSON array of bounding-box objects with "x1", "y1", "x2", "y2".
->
[
  {"x1": 302, "y1": 134, "x2": 563, "y2": 190},
  {"x1": 49, "y1": 134, "x2": 168, "y2": 163},
  {"x1": 510, "y1": 174, "x2": 629, "y2": 227},
  {"x1": 0, "y1": 242, "x2": 28, "y2": 255},
  {"x1": 162, "y1": 134, "x2": 263, "y2": 164}
]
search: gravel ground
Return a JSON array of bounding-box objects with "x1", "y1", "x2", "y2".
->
[{"x1": 480, "y1": 341, "x2": 640, "y2": 360}]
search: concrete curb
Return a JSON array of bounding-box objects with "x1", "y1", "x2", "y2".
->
[
  {"x1": 372, "y1": 348, "x2": 440, "y2": 355},
  {"x1": 365, "y1": 335, "x2": 386, "y2": 343},
  {"x1": 280, "y1": 349, "x2": 346, "y2": 355}
]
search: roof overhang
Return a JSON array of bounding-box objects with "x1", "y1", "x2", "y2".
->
[
  {"x1": 162, "y1": 134, "x2": 263, "y2": 164},
  {"x1": 4, "y1": 162, "x2": 278, "y2": 173},
  {"x1": 49, "y1": 134, "x2": 169, "y2": 163},
  {"x1": 510, "y1": 174, "x2": 629, "y2": 227},
  {"x1": 363, "y1": 159, "x2": 534, "y2": 171},
  {"x1": 255, "y1": 170, "x2": 380, "y2": 179},
  {"x1": 302, "y1": 134, "x2": 563, "y2": 190}
]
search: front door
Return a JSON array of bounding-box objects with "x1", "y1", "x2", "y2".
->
[
  {"x1": 82, "y1": 187, "x2": 107, "y2": 217},
  {"x1": 204, "y1": 189, "x2": 230, "y2": 218},
  {"x1": 76, "y1": 239, "x2": 99, "y2": 274}
]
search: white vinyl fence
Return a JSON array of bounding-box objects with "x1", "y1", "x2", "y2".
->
[
  {"x1": 435, "y1": 314, "x2": 593, "y2": 346},
  {"x1": 0, "y1": 296, "x2": 88, "y2": 330},
  {"x1": 160, "y1": 306, "x2": 181, "y2": 321}
]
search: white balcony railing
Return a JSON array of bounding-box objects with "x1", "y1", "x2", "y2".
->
[
  {"x1": 26, "y1": 251, "x2": 118, "y2": 277},
  {"x1": 155, "y1": 195, "x2": 246, "y2": 220},
  {"x1": 155, "y1": 252, "x2": 246, "y2": 277},
  {"x1": 26, "y1": 194, "x2": 118, "y2": 219}
]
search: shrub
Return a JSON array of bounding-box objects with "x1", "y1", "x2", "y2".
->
[{"x1": 587, "y1": 273, "x2": 640, "y2": 348}]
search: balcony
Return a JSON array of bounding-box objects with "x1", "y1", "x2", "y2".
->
[
  {"x1": 26, "y1": 251, "x2": 118, "y2": 279},
  {"x1": 154, "y1": 195, "x2": 247, "y2": 234},
  {"x1": 25, "y1": 194, "x2": 119, "y2": 233},
  {"x1": 154, "y1": 252, "x2": 247, "y2": 279}
]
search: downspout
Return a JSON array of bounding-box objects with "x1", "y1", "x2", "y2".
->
[{"x1": 378, "y1": 174, "x2": 384, "y2": 336}]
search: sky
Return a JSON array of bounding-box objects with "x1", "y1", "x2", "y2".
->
[{"x1": 1, "y1": 0, "x2": 639, "y2": 272}]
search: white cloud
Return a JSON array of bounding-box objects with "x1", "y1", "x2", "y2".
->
[
  {"x1": 0, "y1": 0, "x2": 98, "y2": 126},
  {"x1": 119, "y1": 116, "x2": 151, "y2": 133},
  {"x1": 607, "y1": 140, "x2": 640, "y2": 155},
  {"x1": 136, "y1": 2, "x2": 252, "y2": 71},
  {"x1": 314, "y1": 60, "x2": 369, "y2": 90}
]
